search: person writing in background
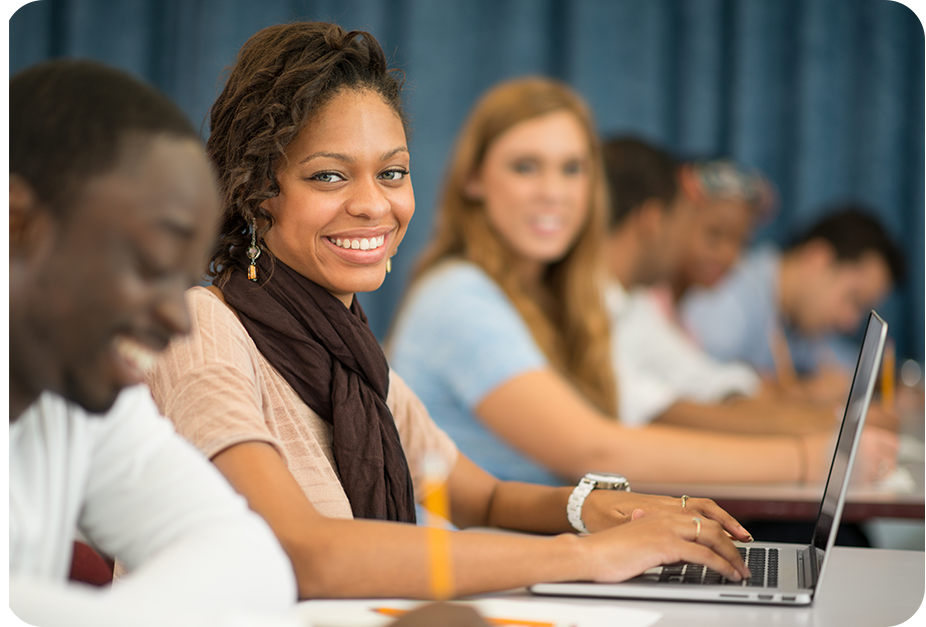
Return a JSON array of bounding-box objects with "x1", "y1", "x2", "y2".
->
[
  {"x1": 601, "y1": 136, "x2": 853, "y2": 435},
  {"x1": 681, "y1": 207, "x2": 906, "y2": 407},
  {"x1": 9, "y1": 59, "x2": 299, "y2": 627},
  {"x1": 667, "y1": 156, "x2": 776, "y2": 310},
  {"x1": 146, "y1": 21, "x2": 754, "y2": 601},
  {"x1": 388, "y1": 78, "x2": 897, "y2": 488}
]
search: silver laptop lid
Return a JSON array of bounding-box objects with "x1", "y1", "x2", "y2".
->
[{"x1": 808, "y1": 310, "x2": 887, "y2": 589}]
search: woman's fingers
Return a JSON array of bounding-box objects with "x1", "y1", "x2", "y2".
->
[
  {"x1": 684, "y1": 497, "x2": 753, "y2": 542},
  {"x1": 856, "y1": 426, "x2": 899, "y2": 482},
  {"x1": 584, "y1": 491, "x2": 752, "y2": 543},
  {"x1": 587, "y1": 510, "x2": 749, "y2": 583},
  {"x1": 689, "y1": 516, "x2": 751, "y2": 580}
]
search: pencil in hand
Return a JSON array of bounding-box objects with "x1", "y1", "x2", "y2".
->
[
  {"x1": 881, "y1": 338, "x2": 896, "y2": 413},
  {"x1": 768, "y1": 323, "x2": 796, "y2": 390}
]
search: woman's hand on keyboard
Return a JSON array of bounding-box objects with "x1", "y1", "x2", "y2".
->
[
  {"x1": 581, "y1": 490, "x2": 753, "y2": 542},
  {"x1": 577, "y1": 509, "x2": 751, "y2": 584}
]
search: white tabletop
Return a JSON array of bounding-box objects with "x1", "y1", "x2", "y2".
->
[
  {"x1": 296, "y1": 547, "x2": 924, "y2": 627},
  {"x1": 482, "y1": 547, "x2": 924, "y2": 627}
]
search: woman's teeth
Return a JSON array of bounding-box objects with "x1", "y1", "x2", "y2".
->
[
  {"x1": 331, "y1": 235, "x2": 386, "y2": 251},
  {"x1": 533, "y1": 215, "x2": 564, "y2": 231}
]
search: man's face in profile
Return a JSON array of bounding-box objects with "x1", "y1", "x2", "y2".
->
[
  {"x1": 795, "y1": 251, "x2": 892, "y2": 336},
  {"x1": 12, "y1": 135, "x2": 219, "y2": 414}
]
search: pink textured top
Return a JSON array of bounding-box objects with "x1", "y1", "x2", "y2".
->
[{"x1": 147, "y1": 286, "x2": 458, "y2": 520}]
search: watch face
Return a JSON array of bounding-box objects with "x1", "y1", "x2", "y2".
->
[{"x1": 586, "y1": 472, "x2": 630, "y2": 490}]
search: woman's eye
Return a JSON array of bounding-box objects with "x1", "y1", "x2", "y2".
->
[
  {"x1": 511, "y1": 161, "x2": 537, "y2": 174},
  {"x1": 311, "y1": 172, "x2": 346, "y2": 183},
  {"x1": 380, "y1": 168, "x2": 409, "y2": 181},
  {"x1": 563, "y1": 160, "x2": 585, "y2": 176}
]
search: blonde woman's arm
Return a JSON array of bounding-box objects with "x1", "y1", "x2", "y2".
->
[
  {"x1": 653, "y1": 396, "x2": 839, "y2": 435},
  {"x1": 476, "y1": 368, "x2": 897, "y2": 484}
]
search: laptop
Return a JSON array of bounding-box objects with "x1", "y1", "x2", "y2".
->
[{"x1": 530, "y1": 310, "x2": 889, "y2": 606}]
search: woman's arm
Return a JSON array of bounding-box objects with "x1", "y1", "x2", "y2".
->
[
  {"x1": 445, "y1": 452, "x2": 752, "y2": 541},
  {"x1": 211, "y1": 440, "x2": 750, "y2": 600},
  {"x1": 475, "y1": 368, "x2": 896, "y2": 484},
  {"x1": 653, "y1": 396, "x2": 839, "y2": 435}
]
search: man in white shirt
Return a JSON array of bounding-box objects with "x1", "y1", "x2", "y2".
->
[
  {"x1": 9, "y1": 59, "x2": 299, "y2": 627},
  {"x1": 600, "y1": 137, "x2": 839, "y2": 435}
]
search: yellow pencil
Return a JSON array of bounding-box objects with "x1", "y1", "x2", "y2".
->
[
  {"x1": 372, "y1": 606, "x2": 556, "y2": 627},
  {"x1": 422, "y1": 453, "x2": 453, "y2": 600},
  {"x1": 882, "y1": 338, "x2": 896, "y2": 412}
]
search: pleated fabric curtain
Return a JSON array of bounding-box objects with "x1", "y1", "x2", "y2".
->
[{"x1": 10, "y1": 0, "x2": 924, "y2": 361}]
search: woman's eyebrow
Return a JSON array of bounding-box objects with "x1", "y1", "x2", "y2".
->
[
  {"x1": 300, "y1": 151, "x2": 353, "y2": 165},
  {"x1": 380, "y1": 146, "x2": 408, "y2": 160},
  {"x1": 298, "y1": 146, "x2": 408, "y2": 165}
]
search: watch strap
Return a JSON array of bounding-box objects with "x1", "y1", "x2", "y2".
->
[{"x1": 566, "y1": 477, "x2": 596, "y2": 534}]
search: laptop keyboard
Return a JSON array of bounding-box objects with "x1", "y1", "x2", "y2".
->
[{"x1": 657, "y1": 547, "x2": 779, "y2": 587}]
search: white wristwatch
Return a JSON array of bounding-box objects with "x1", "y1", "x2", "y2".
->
[{"x1": 566, "y1": 472, "x2": 631, "y2": 534}]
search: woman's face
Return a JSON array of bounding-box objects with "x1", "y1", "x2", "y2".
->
[
  {"x1": 679, "y1": 197, "x2": 754, "y2": 289},
  {"x1": 262, "y1": 89, "x2": 413, "y2": 306},
  {"x1": 468, "y1": 110, "x2": 591, "y2": 275}
]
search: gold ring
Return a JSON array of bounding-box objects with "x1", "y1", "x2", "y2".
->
[
  {"x1": 680, "y1": 494, "x2": 689, "y2": 508},
  {"x1": 692, "y1": 517, "x2": 702, "y2": 542}
]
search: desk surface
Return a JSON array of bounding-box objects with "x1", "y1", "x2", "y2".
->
[
  {"x1": 634, "y1": 461, "x2": 925, "y2": 523},
  {"x1": 491, "y1": 547, "x2": 924, "y2": 627},
  {"x1": 634, "y1": 433, "x2": 925, "y2": 523},
  {"x1": 296, "y1": 547, "x2": 924, "y2": 627},
  {"x1": 632, "y1": 395, "x2": 926, "y2": 524}
]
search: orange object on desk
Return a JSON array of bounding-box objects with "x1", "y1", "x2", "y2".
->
[{"x1": 373, "y1": 606, "x2": 556, "y2": 627}]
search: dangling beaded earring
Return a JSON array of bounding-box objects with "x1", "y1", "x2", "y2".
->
[{"x1": 247, "y1": 222, "x2": 261, "y2": 282}]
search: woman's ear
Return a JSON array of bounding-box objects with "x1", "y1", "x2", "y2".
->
[
  {"x1": 463, "y1": 174, "x2": 484, "y2": 202},
  {"x1": 259, "y1": 196, "x2": 277, "y2": 215}
]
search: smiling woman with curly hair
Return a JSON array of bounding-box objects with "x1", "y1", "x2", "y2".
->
[{"x1": 146, "y1": 20, "x2": 753, "y2": 601}]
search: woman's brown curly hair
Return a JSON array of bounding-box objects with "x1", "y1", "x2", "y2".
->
[{"x1": 206, "y1": 21, "x2": 407, "y2": 284}]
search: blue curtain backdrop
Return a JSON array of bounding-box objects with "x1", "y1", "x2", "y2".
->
[{"x1": 9, "y1": 0, "x2": 925, "y2": 362}]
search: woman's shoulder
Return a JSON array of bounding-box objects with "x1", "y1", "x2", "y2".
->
[
  {"x1": 186, "y1": 285, "x2": 243, "y2": 327},
  {"x1": 186, "y1": 284, "x2": 226, "y2": 309},
  {"x1": 167, "y1": 285, "x2": 253, "y2": 358},
  {"x1": 414, "y1": 259, "x2": 505, "y2": 302}
]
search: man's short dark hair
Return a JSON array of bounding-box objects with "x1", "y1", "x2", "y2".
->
[
  {"x1": 10, "y1": 59, "x2": 199, "y2": 213},
  {"x1": 790, "y1": 206, "x2": 906, "y2": 283},
  {"x1": 601, "y1": 136, "x2": 678, "y2": 229}
]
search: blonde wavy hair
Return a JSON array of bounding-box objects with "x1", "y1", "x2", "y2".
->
[{"x1": 410, "y1": 77, "x2": 616, "y2": 415}]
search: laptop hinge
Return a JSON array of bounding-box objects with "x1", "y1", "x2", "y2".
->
[{"x1": 798, "y1": 545, "x2": 820, "y2": 590}]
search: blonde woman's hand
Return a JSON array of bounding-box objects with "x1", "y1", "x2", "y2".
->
[
  {"x1": 577, "y1": 509, "x2": 751, "y2": 584},
  {"x1": 802, "y1": 425, "x2": 898, "y2": 484},
  {"x1": 581, "y1": 490, "x2": 752, "y2": 542},
  {"x1": 851, "y1": 425, "x2": 899, "y2": 483}
]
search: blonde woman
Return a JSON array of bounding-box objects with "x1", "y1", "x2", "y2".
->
[{"x1": 388, "y1": 77, "x2": 897, "y2": 487}]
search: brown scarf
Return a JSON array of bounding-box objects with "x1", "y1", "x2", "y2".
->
[{"x1": 221, "y1": 247, "x2": 416, "y2": 523}]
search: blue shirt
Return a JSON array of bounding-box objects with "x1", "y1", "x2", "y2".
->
[
  {"x1": 388, "y1": 261, "x2": 565, "y2": 486},
  {"x1": 680, "y1": 245, "x2": 839, "y2": 376}
]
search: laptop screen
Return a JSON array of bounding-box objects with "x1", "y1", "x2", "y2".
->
[{"x1": 810, "y1": 311, "x2": 887, "y2": 566}]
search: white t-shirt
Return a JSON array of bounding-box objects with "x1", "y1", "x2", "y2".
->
[
  {"x1": 607, "y1": 281, "x2": 761, "y2": 427},
  {"x1": 9, "y1": 385, "x2": 300, "y2": 627}
]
